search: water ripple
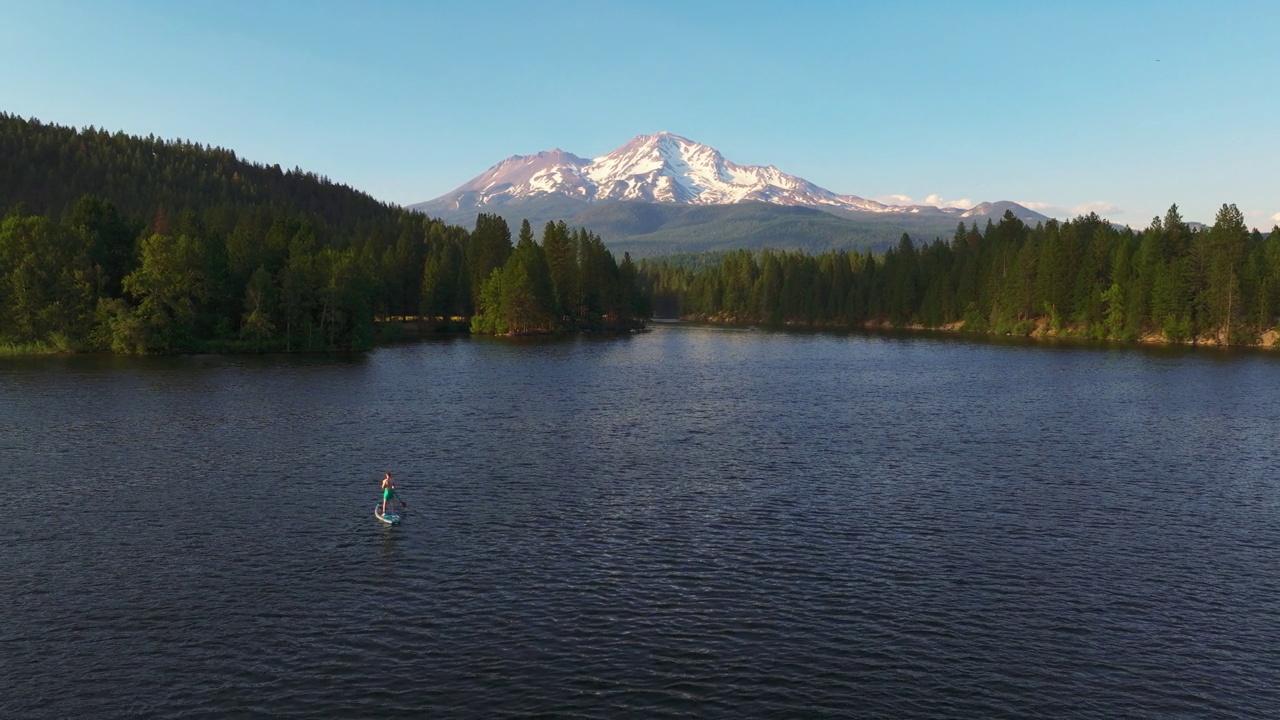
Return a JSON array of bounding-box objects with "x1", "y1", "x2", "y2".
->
[{"x1": 2, "y1": 330, "x2": 1279, "y2": 718}]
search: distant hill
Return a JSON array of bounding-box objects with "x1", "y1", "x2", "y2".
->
[
  {"x1": 957, "y1": 201, "x2": 1049, "y2": 225},
  {"x1": 575, "y1": 202, "x2": 974, "y2": 256},
  {"x1": 416, "y1": 199, "x2": 1048, "y2": 258},
  {"x1": 0, "y1": 112, "x2": 438, "y2": 353},
  {"x1": 410, "y1": 131, "x2": 1049, "y2": 255},
  {"x1": 0, "y1": 112, "x2": 405, "y2": 245}
]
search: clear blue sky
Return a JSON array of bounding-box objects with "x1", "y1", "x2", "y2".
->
[{"x1": 3, "y1": 0, "x2": 1277, "y2": 229}]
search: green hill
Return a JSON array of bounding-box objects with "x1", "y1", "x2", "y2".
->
[
  {"x1": 0, "y1": 113, "x2": 407, "y2": 244},
  {"x1": 0, "y1": 113, "x2": 441, "y2": 353}
]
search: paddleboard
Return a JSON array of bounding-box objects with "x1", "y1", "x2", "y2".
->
[{"x1": 375, "y1": 504, "x2": 401, "y2": 525}]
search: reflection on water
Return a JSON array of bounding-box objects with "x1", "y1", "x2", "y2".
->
[{"x1": 3, "y1": 326, "x2": 1279, "y2": 718}]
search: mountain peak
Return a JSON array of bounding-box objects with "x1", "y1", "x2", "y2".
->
[{"x1": 635, "y1": 130, "x2": 688, "y2": 143}]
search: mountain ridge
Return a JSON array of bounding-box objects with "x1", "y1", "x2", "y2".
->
[{"x1": 411, "y1": 132, "x2": 1046, "y2": 220}]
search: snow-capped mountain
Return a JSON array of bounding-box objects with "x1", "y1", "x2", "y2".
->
[
  {"x1": 577, "y1": 132, "x2": 890, "y2": 211},
  {"x1": 411, "y1": 132, "x2": 1010, "y2": 217},
  {"x1": 408, "y1": 132, "x2": 1050, "y2": 256}
]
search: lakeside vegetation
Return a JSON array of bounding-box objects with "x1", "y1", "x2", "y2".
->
[
  {"x1": 639, "y1": 207, "x2": 1280, "y2": 347},
  {"x1": 0, "y1": 114, "x2": 644, "y2": 353}
]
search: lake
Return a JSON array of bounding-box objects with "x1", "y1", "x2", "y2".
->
[{"x1": 3, "y1": 324, "x2": 1279, "y2": 718}]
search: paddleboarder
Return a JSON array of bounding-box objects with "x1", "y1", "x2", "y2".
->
[{"x1": 380, "y1": 472, "x2": 403, "y2": 516}]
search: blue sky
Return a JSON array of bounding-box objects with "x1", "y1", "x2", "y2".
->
[{"x1": 3, "y1": 0, "x2": 1277, "y2": 229}]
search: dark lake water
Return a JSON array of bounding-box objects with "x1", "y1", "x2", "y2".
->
[{"x1": 3, "y1": 324, "x2": 1279, "y2": 718}]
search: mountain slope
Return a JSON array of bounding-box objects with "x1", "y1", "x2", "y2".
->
[{"x1": 583, "y1": 202, "x2": 1020, "y2": 257}]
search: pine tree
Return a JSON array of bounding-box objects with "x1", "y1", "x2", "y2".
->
[
  {"x1": 1205, "y1": 203, "x2": 1248, "y2": 343},
  {"x1": 466, "y1": 213, "x2": 512, "y2": 310}
]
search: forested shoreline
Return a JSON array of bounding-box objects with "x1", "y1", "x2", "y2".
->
[
  {"x1": 0, "y1": 114, "x2": 645, "y2": 354},
  {"x1": 6, "y1": 112, "x2": 1278, "y2": 354},
  {"x1": 639, "y1": 207, "x2": 1280, "y2": 347}
]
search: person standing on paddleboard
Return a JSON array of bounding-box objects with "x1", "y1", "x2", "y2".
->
[{"x1": 380, "y1": 472, "x2": 400, "y2": 515}]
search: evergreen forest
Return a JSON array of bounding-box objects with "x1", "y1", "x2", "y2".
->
[
  {"x1": 639, "y1": 207, "x2": 1280, "y2": 346},
  {"x1": 0, "y1": 114, "x2": 646, "y2": 354}
]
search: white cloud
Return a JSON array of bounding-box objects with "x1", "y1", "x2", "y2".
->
[
  {"x1": 881, "y1": 196, "x2": 1128, "y2": 220},
  {"x1": 876, "y1": 193, "x2": 973, "y2": 209},
  {"x1": 1235, "y1": 209, "x2": 1280, "y2": 230},
  {"x1": 1015, "y1": 200, "x2": 1069, "y2": 217},
  {"x1": 924, "y1": 193, "x2": 974, "y2": 209},
  {"x1": 1070, "y1": 201, "x2": 1122, "y2": 217},
  {"x1": 880, "y1": 193, "x2": 914, "y2": 205},
  {"x1": 1015, "y1": 200, "x2": 1057, "y2": 212},
  {"x1": 1014, "y1": 200, "x2": 1122, "y2": 220}
]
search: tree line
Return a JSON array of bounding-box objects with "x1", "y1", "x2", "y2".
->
[
  {"x1": 639, "y1": 206, "x2": 1280, "y2": 345},
  {"x1": 0, "y1": 114, "x2": 644, "y2": 353},
  {"x1": 464, "y1": 215, "x2": 648, "y2": 335}
]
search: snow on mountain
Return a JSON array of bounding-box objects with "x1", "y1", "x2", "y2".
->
[
  {"x1": 431, "y1": 148, "x2": 591, "y2": 209},
  {"x1": 411, "y1": 132, "x2": 1033, "y2": 220},
  {"x1": 581, "y1": 132, "x2": 860, "y2": 208}
]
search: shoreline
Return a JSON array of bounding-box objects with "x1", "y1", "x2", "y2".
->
[
  {"x1": 680, "y1": 315, "x2": 1280, "y2": 350},
  {"x1": 0, "y1": 318, "x2": 648, "y2": 357}
]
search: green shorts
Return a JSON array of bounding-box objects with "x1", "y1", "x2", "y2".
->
[{"x1": 383, "y1": 488, "x2": 395, "y2": 501}]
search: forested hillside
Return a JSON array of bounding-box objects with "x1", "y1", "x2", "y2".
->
[
  {"x1": 0, "y1": 114, "x2": 644, "y2": 353},
  {"x1": 641, "y1": 207, "x2": 1280, "y2": 346}
]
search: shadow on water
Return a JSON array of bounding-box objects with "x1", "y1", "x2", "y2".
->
[
  {"x1": 0, "y1": 349, "x2": 374, "y2": 374},
  {"x1": 378, "y1": 524, "x2": 402, "y2": 562},
  {"x1": 668, "y1": 319, "x2": 1280, "y2": 361}
]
